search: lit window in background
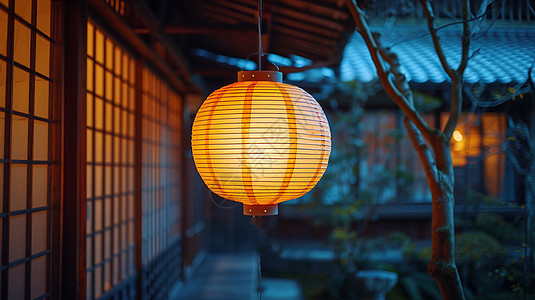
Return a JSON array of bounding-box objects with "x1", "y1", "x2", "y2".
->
[
  {"x1": 0, "y1": 0, "x2": 53, "y2": 299},
  {"x1": 361, "y1": 111, "x2": 434, "y2": 203},
  {"x1": 442, "y1": 113, "x2": 506, "y2": 197}
]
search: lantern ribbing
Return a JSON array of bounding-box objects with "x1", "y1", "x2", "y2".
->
[{"x1": 192, "y1": 71, "x2": 331, "y2": 215}]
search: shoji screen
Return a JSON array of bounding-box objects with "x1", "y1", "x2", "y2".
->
[
  {"x1": 86, "y1": 20, "x2": 136, "y2": 299},
  {"x1": 0, "y1": 0, "x2": 54, "y2": 299},
  {"x1": 104, "y1": 0, "x2": 126, "y2": 16},
  {"x1": 140, "y1": 67, "x2": 182, "y2": 298}
]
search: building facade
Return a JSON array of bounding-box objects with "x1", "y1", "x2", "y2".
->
[{"x1": 0, "y1": 0, "x2": 208, "y2": 299}]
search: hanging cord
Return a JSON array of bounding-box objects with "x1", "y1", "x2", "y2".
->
[
  {"x1": 253, "y1": 216, "x2": 263, "y2": 300},
  {"x1": 244, "y1": 52, "x2": 279, "y2": 71},
  {"x1": 258, "y1": 0, "x2": 263, "y2": 71}
]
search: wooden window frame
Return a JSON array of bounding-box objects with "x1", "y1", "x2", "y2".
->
[
  {"x1": 0, "y1": 0, "x2": 59, "y2": 299},
  {"x1": 57, "y1": 0, "x2": 204, "y2": 299},
  {"x1": 61, "y1": 0, "x2": 88, "y2": 298}
]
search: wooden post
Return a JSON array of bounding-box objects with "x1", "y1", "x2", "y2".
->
[
  {"x1": 134, "y1": 59, "x2": 144, "y2": 299},
  {"x1": 180, "y1": 97, "x2": 191, "y2": 279},
  {"x1": 50, "y1": 0, "x2": 64, "y2": 298},
  {"x1": 61, "y1": 0, "x2": 87, "y2": 298}
]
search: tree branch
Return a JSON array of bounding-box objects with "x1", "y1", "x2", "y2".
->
[
  {"x1": 403, "y1": 116, "x2": 440, "y2": 194},
  {"x1": 374, "y1": 33, "x2": 413, "y2": 102},
  {"x1": 418, "y1": 0, "x2": 454, "y2": 78},
  {"x1": 457, "y1": 0, "x2": 472, "y2": 73},
  {"x1": 443, "y1": 78, "x2": 463, "y2": 139},
  {"x1": 430, "y1": 0, "x2": 470, "y2": 139},
  {"x1": 390, "y1": 9, "x2": 491, "y2": 48},
  {"x1": 345, "y1": 0, "x2": 434, "y2": 143}
]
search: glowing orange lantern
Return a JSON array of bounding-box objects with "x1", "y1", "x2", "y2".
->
[{"x1": 191, "y1": 70, "x2": 331, "y2": 215}]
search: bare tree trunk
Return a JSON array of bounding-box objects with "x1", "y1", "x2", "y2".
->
[
  {"x1": 430, "y1": 136, "x2": 465, "y2": 300},
  {"x1": 344, "y1": 1, "x2": 470, "y2": 299}
]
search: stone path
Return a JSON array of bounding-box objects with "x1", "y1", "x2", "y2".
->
[{"x1": 176, "y1": 253, "x2": 258, "y2": 300}]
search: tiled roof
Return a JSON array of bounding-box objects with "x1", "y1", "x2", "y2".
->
[{"x1": 340, "y1": 26, "x2": 535, "y2": 85}]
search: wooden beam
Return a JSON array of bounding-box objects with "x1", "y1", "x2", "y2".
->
[
  {"x1": 61, "y1": 0, "x2": 87, "y2": 299},
  {"x1": 271, "y1": 14, "x2": 342, "y2": 39},
  {"x1": 167, "y1": 25, "x2": 254, "y2": 34},
  {"x1": 128, "y1": 0, "x2": 195, "y2": 89},
  {"x1": 190, "y1": 7, "x2": 242, "y2": 25},
  {"x1": 206, "y1": 0, "x2": 257, "y2": 17},
  {"x1": 87, "y1": 0, "x2": 199, "y2": 94},
  {"x1": 272, "y1": 6, "x2": 345, "y2": 31},
  {"x1": 192, "y1": 1, "x2": 255, "y2": 24},
  {"x1": 134, "y1": 25, "x2": 256, "y2": 35},
  {"x1": 278, "y1": 0, "x2": 349, "y2": 20},
  {"x1": 272, "y1": 24, "x2": 337, "y2": 46}
]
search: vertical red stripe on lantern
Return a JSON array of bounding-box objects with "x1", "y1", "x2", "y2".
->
[
  {"x1": 241, "y1": 82, "x2": 258, "y2": 204},
  {"x1": 204, "y1": 92, "x2": 225, "y2": 194},
  {"x1": 303, "y1": 108, "x2": 327, "y2": 192},
  {"x1": 271, "y1": 84, "x2": 297, "y2": 204}
]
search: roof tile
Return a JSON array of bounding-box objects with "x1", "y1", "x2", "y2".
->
[{"x1": 341, "y1": 27, "x2": 535, "y2": 85}]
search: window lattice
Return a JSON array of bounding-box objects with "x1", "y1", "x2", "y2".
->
[
  {"x1": 86, "y1": 20, "x2": 136, "y2": 299},
  {"x1": 0, "y1": 0, "x2": 53, "y2": 299},
  {"x1": 105, "y1": 0, "x2": 127, "y2": 16},
  {"x1": 141, "y1": 67, "x2": 182, "y2": 264}
]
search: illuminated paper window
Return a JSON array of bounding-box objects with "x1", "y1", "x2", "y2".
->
[
  {"x1": 86, "y1": 20, "x2": 136, "y2": 299},
  {"x1": 141, "y1": 67, "x2": 182, "y2": 264},
  {"x1": 0, "y1": 0, "x2": 54, "y2": 299},
  {"x1": 105, "y1": 0, "x2": 127, "y2": 16}
]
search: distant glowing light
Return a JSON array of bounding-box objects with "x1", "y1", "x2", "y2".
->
[{"x1": 453, "y1": 130, "x2": 463, "y2": 142}]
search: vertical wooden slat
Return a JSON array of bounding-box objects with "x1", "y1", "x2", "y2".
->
[
  {"x1": 100, "y1": 33, "x2": 107, "y2": 299},
  {"x1": 0, "y1": 0, "x2": 14, "y2": 298},
  {"x1": 134, "y1": 59, "x2": 143, "y2": 300},
  {"x1": 50, "y1": 0, "x2": 63, "y2": 298},
  {"x1": 25, "y1": 1, "x2": 38, "y2": 298},
  {"x1": 109, "y1": 40, "x2": 115, "y2": 293},
  {"x1": 180, "y1": 96, "x2": 189, "y2": 281},
  {"x1": 61, "y1": 0, "x2": 87, "y2": 299},
  {"x1": 89, "y1": 21, "x2": 96, "y2": 300}
]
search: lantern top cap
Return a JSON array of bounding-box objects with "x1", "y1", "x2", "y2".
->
[{"x1": 238, "y1": 70, "x2": 282, "y2": 83}]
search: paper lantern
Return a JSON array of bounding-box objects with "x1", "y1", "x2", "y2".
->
[{"x1": 192, "y1": 71, "x2": 331, "y2": 215}]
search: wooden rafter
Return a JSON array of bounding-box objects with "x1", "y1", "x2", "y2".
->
[
  {"x1": 271, "y1": 14, "x2": 342, "y2": 39},
  {"x1": 278, "y1": 0, "x2": 349, "y2": 20}
]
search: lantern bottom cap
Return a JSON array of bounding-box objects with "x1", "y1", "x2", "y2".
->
[{"x1": 243, "y1": 204, "x2": 278, "y2": 216}]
